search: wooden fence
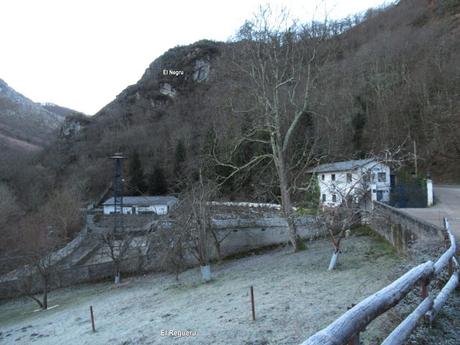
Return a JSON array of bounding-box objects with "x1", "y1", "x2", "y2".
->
[{"x1": 301, "y1": 217, "x2": 458, "y2": 345}]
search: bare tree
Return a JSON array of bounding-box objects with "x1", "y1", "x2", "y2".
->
[
  {"x1": 19, "y1": 215, "x2": 65, "y2": 309},
  {"x1": 214, "y1": 7, "x2": 322, "y2": 251},
  {"x1": 42, "y1": 187, "x2": 83, "y2": 241},
  {"x1": 183, "y1": 176, "x2": 216, "y2": 267},
  {"x1": 98, "y1": 228, "x2": 134, "y2": 285},
  {"x1": 316, "y1": 155, "x2": 405, "y2": 270},
  {"x1": 162, "y1": 172, "x2": 217, "y2": 281},
  {"x1": 153, "y1": 218, "x2": 187, "y2": 281},
  {"x1": 318, "y1": 202, "x2": 363, "y2": 270}
]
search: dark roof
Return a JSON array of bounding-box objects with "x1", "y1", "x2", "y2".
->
[
  {"x1": 103, "y1": 196, "x2": 177, "y2": 206},
  {"x1": 307, "y1": 158, "x2": 376, "y2": 173}
]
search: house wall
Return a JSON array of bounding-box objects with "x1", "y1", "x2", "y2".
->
[
  {"x1": 317, "y1": 162, "x2": 391, "y2": 207},
  {"x1": 318, "y1": 171, "x2": 363, "y2": 207},
  {"x1": 103, "y1": 204, "x2": 168, "y2": 215},
  {"x1": 368, "y1": 163, "x2": 391, "y2": 203}
]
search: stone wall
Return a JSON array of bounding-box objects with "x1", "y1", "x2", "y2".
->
[
  {"x1": 0, "y1": 215, "x2": 323, "y2": 299},
  {"x1": 369, "y1": 201, "x2": 444, "y2": 252},
  {"x1": 213, "y1": 216, "x2": 322, "y2": 257},
  {"x1": 3, "y1": 201, "x2": 447, "y2": 299}
]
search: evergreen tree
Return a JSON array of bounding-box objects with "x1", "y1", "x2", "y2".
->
[
  {"x1": 305, "y1": 177, "x2": 320, "y2": 210},
  {"x1": 174, "y1": 139, "x2": 187, "y2": 177},
  {"x1": 173, "y1": 139, "x2": 187, "y2": 192},
  {"x1": 202, "y1": 127, "x2": 218, "y2": 180},
  {"x1": 128, "y1": 151, "x2": 146, "y2": 195},
  {"x1": 351, "y1": 96, "x2": 367, "y2": 158},
  {"x1": 148, "y1": 166, "x2": 168, "y2": 195}
]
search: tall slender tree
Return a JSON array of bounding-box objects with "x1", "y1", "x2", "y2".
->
[
  {"x1": 148, "y1": 166, "x2": 168, "y2": 195},
  {"x1": 128, "y1": 150, "x2": 146, "y2": 195},
  {"x1": 214, "y1": 7, "x2": 321, "y2": 251}
]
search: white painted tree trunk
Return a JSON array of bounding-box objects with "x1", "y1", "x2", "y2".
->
[
  {"x1": 200, "y1": 265, "x2": 211, "y2": 282},
  {"x1": 114, "y1": 272, "x2": 121, "y2": 285},
  {"x1": 328, "y1": 250, "x2": 339, "y2": 271}
]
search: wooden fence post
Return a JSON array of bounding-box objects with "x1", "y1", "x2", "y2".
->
[
  {"x1": 250, "y1": 286, "x2": 256, "y2": 321},
  {"x1": 443, "y1": 218, "x2": 454, "y2": 277},
  {"x1": 420, "y1": 279, "x2": 428, "y2": 299},
  {"x1": 90, "y1": 305, "x2": 96, "y2": 332}
]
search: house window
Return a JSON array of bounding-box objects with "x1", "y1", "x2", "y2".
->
[
  {"x1": 332, "y1": 194, "x2": 337, "y2": 202},
  {"x1": 378, "y1": 172, "x2": 386, "y2": 182},
  {"x1": 331, "y1": 174, "x2": 336, "y2": 181},
  {"x1": 322, "y1": 194, "x2": 326, "y2": 202},
  {"x1": 363, "y1": 172, "x2": 371, "y2": 183},
  {"x1": 371, "y1": 173, "x2": 376, "y2": 182},
  {"x1": 321, "y1": 174, "x2": 325, "y2": 181},
  {"x1": 347, "y1": 173, "x2": 352, "y2": 183}
]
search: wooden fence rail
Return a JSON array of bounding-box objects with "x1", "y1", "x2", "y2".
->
[{"x1": 301, "y1": 217, "x2": 458, "y2": 345}]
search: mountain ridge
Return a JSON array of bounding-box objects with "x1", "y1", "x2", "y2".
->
[
  {"x1": 0, "y1": 78, "x2": 82, "y2": 150},
  {"x1": 38, "y1": 0, "x2": 460, "y2": 204}
]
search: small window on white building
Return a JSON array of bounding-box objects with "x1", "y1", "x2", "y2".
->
[
  {"x1": 322, "y1": 194, "x2": 326, "y2": 202},
  {"x1": 332, "y1": 194, "x2": 337, "y2": 202},
  {"x1": 378, "y1": 172, "x2": 386, "y2": 182},
  {"x1": 346, "y1": 173, "x2": 352, "y2": 183},
  {"x1": 321, "y1": 174, "x2": 325, "y2": 181},
  {"x1": 363, "y1": 172, "x2": 371, "y2": 183},
  {"x1": 331, "y1": 174, "x2": 336, "y2": 181}
]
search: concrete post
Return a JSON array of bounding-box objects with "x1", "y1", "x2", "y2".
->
[{"x1": 427, "y1": 179, "x2": 433, "y2": 206}]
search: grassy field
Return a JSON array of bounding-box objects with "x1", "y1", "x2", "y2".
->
[{"x1": 0, "y1": 236, "x2": 402, "y2": 345}]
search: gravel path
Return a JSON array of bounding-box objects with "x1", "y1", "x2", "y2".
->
[{"x1": 402, "y1": 185, "x2": 460, "y2": 238}]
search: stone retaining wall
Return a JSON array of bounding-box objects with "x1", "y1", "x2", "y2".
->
[
  {"x1": 0, "y1": 215, "x2": 323, "y2": 299},
  {"x1": 370, "y1": 201, "x2": 444, "y2": 252}
]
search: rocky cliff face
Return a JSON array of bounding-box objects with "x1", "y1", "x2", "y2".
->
[
  {"x1": 0, "y1": 79, "x2": 69, "y2": 149},
  {"x1": 94, "y1": 40, "x2": 219, "y2": 122}
]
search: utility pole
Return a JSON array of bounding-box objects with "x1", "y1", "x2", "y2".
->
[
  {"x1": 110, "y1": 153, "x2": 126, "y2": 233},
  {"x1": 413, "y1": 140, "x2": 418, "y2": 177}
]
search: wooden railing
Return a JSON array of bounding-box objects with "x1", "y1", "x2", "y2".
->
[{"x1": 301, "y1": 217, "x2": 458, "y2": 345}]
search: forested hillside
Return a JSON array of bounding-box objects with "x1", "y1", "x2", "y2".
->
[
  {"x1": 43, "y1": 0, "x2": 460, "y2": 202},
  {"x1": 0, "y1": 79, "x2": 65, "y2": 150},
  {"x1": 1, "y1": 0, "x2": 459, "y2": 269}
]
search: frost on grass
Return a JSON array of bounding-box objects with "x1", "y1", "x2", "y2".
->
[{"x1": 0, "y1": 237, "x2": 403, "y2": 345}]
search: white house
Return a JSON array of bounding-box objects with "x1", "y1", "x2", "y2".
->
[
  {"x1": 103, "y1": 196, "x2": 177, "y2": 215},
  {"x1": 308, "y1": 158, "x2": 391, "y2": 207}
]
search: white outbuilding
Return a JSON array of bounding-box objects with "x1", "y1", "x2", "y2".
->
[
  {"x1": 308, "y1": 158, "x2": 391, "y2": 207},
  {"x1": 103, "y1": 196, "x2": 177, "y2": 215}
]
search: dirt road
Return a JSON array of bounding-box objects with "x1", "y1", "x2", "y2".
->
[{"x1": 402, "y1": 185, "x2": 460, "y2": 238}]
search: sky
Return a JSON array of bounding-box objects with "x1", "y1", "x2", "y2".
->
[{"x1": 0, "y1": 0, "x2": 391, "y2": 115}]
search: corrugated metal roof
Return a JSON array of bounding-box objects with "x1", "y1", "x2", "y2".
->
[
  {"x1": 307, "y1": 158, "x2": 375, "y2": 173},
  {"x1": 103, "y1": 196, "x2": 177, "y2": 206}
]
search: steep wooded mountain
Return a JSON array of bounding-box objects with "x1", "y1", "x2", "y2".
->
[
  {"x1": 1, "y1": 0, "x2": 459, "y2": 273},
  {"x1": 45, "y1": 0, "x2": 460, "y2": 204},
  {"x1": 0, "y1": 79, "x2": 71, "y2": 150}
]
